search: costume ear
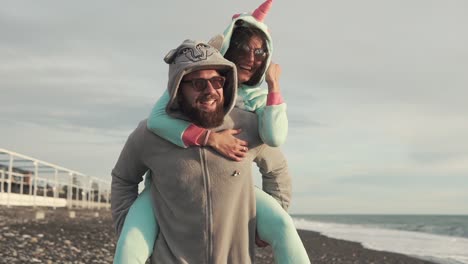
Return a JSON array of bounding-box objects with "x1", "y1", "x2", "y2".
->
[
  {"x1": 207, "y1": 34, "x2": 224, "y2": 51},
  {"x1": 164, "y1": 49, "x2": 178, "y2": 64}
]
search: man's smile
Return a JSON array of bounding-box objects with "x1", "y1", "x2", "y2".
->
[{"x1": 197, "y1": 96, "x2": 219, "y2": 111}]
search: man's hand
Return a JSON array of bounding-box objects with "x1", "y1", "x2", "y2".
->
[
  {"x1": 266, "y1": 62, "x2": 281, "y2": 93},
  {"x1": 206, "y1": 129, "x2": 249, "y2": 161},
  {"x1": 255, "y1": 231, "x2": 269, "y2": 247}
]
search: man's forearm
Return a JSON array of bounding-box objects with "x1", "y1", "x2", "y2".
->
[
  {"x1": 255, "y1": 146, "x2": 292, "y2": 210},
  {"x1": 110, "y1": 124, "x2": 148, "y2": 236},
  {"x1": 111, "y1": 172, "x2": 141, "y2": 237}
]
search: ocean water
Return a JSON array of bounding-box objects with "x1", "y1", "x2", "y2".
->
[{"x1": 292, "y1": 215, "x2": 468, "y2": 264}]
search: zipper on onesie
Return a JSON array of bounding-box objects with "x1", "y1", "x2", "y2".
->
[{"x1": 200, "y1": 148, "x2": 213, "y2": 263}]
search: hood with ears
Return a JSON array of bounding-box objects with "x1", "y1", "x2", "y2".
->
[
  {"x1": 164, "y1": 39, "x2": 238, "y2": 117},
  {"x1": 209, "y1": 0, "x2": 274, "y2": 89}
]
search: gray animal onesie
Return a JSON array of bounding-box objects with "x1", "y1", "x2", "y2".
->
[{"x1": 111, "y1": 40, "x2": 291, "y2": 264}]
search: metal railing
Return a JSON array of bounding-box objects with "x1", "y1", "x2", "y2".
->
[{"x1": 0, "y1": 148, "x2": 110, "y2": 209}]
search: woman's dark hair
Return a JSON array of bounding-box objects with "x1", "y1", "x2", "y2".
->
[{"x1": 224, "y1": 20, "x2": 269, "y2": 86}]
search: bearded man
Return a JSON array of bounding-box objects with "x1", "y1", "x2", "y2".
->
[{"x1": 111, "y1": 39, "x2": 291, "y2": 263}]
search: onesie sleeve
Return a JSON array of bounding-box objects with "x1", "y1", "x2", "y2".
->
[
  {"x1": 254, "y1": 145, "x2": 292, "y2": 210},
  {"x1": 111, "y1": 122, "x2": 149, "y2": 236},
  {"x1": 251, "y1": 91, "x2": 288, "y2": 147}
]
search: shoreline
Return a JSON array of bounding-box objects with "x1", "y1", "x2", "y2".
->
[
  {"x1": 0, "y1": 206, "x2": 438, "y2": 263},
  {"x1": 255, "y1": 229, "x2": 438, "y2": 264}
]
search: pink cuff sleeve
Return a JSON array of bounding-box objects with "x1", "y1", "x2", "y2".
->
[
  {"x1": 182, "y1": 124, "x2": 206, "y2": 147},
  {"x1": 266, "y1": 92, "x2": 284, "y2": 106}
]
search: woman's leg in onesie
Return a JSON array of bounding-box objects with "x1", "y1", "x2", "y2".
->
[
  {"x1": 113, "y1": 176, "x2": 159, "y2": 264},
  {"x1": 255, "y1": 187, "x2": 310, "y2": 264}
]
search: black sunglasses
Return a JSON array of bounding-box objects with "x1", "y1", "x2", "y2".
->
[
  {"x1": 181, "y1": 76, "x2": 226, "y2": 92},
  {"x1": 233, "y1": 43, "x2": 268, "y2": 61}
]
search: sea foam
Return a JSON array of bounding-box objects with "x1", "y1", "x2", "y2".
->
[{"x1": 293, "y1": 218, "x2": 468, "y2": 264}]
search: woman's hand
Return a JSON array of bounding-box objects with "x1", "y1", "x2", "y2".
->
[
  {"x1": 266, "y1": 62, "x2": 281, "y2": 93},
  {"x1": 206, "y1": 129, "x2": 249, "y2": 161}
]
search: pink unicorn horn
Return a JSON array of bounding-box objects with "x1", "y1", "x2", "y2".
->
[{"x1": 252, "y1": 0, "x2": 273, "y2": 22}]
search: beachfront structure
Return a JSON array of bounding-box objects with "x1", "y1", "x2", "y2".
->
[{"x1": 0, "y1": 148, "x2": 110, "y2": 209}]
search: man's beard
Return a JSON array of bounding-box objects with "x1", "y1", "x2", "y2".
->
[{"x1": 179, "y1": 94, "x2": 225, "y2": 129}]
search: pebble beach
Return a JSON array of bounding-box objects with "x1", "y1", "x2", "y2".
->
[{"x1": 0, "y1": 206, "x2": 437, "y2": 264}]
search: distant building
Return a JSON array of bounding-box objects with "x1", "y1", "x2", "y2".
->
[{"x1": 0, "y1": 164, "x2": 32, "y2": 187}]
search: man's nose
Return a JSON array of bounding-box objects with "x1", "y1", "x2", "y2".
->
[{"x1": 203, "y1": 81, "x2": 217, "y2": 94}]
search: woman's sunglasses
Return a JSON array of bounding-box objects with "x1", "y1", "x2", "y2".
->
[{"x1": 233, "y1": 43, "x2": 268, "y2": 61}]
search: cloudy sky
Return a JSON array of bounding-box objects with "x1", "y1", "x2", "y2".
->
[{"x1": 1, "y1": 0, "x2": 467, "y2": 214}]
